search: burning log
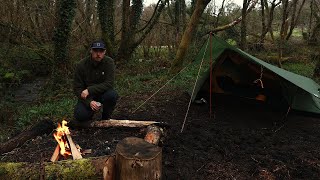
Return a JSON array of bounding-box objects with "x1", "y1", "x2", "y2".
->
[
  {"x1": 0, "y1": 119, "x2": 55, "y2": 155},
  {"x1": 65, "y1": 134, "x2": 82, "y2": 160},
  {"x1": 50, "y1": 145, "x2": 60, "y2": 162},
  {"x1": 0, "y1": 156, "x2": 111, "y2": 179},
  {"x1": 115, "y1": 137, "x2": 162, "y2": 180}
]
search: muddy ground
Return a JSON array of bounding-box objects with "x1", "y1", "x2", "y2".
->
[{"x1": 1, "y1": 90, "x2": 320, "y2": 179}]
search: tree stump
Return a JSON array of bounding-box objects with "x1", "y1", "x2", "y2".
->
[{"x1": 115, "y1": 137, "x2": 162, "y2": 180}]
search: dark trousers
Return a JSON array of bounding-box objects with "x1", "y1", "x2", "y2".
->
[{"x1": 74, "y1": 89, "x2": 118, "y2": 121}]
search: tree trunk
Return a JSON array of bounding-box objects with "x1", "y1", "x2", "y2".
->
[
  {"x1": 170, "y1": 0, "x2": 211, "y2": 73},
  {"x1": 286, "y1": 0, "x2": 306, "y2": 40},
  {"x1": 314, "y1": 61, "x2": 320, "y2": 78},
  {"x1": 115, "y1": 137, "x2": 162, "y2": 180},
  {"x1": 278, "y1": 0, "x2": 290, "y2": 68},
  {"x1": 52, "y1": 0, "x2": 76, "y2": 86},
  {"x1": 0, "y1": 156, "x2": 111, "y2": 179},
  {"x1": 97, "y1": 0, "x2": 115, "y2": 57},
  {"x1": 240, "y1": 0, "x2": 250, "y2": 50}
]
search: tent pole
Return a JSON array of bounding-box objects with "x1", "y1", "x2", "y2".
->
[{"x1": 209, "y1": 32, "x2": 213, "y2": 118}]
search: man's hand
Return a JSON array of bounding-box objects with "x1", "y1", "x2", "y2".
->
[
  {"x1": 90, "y1": 101, "x2": 101, "y2": 112},
  {"x1": 81, "y1": 89, "x2": 89, "y2": 99}
]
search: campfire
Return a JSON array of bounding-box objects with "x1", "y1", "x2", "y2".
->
[{"x1": 50, "y1": 120, "x2": 90, "y2": 162}]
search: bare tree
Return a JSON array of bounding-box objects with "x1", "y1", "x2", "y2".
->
[
  {"x1": 116, "y1": 0, "x2": 167, "y2": 62},
  {"x1": 259, "y1": 0, "x2": 280, "y2": 47},
  {"x1": 170, "y1": 0, "x2": 211, "y2": 73},
  {"x1": 308, "y1": 0, "x2": 320, "y2": 44},
  {"x1": 278, "y1": 0, "x2": 306, "y2": 67},
  {"x1": 239, "y1": 0, "x2": 251, "y2": 50},
  {"x1": 285, "y1": 0, "x2": 306, "y2": 40}
]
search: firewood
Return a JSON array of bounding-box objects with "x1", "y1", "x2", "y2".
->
[
  {"x1": 103, "y1": 156, "x2": 116, "y2": 180},
  {"x1": 66, "y1": 134, "x2": 83, "y2": 160},
  {"x1": 50, "y1": 144, "x2": 61, "y2": 162},
  {"x1": 144, "y1": 125, "x2": 162, "y2": 145}
]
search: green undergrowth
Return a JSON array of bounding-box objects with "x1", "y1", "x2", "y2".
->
[
  {"x1": 14, "y1": 97, "x2": 75, "y2": 129},
  {"x1": 282, "y1": 62, "x2": 316, "y2": 78}
]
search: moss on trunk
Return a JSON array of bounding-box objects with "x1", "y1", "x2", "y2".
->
[{"x1": 0, "y1": 156, "x2": 110, "y2": 179}]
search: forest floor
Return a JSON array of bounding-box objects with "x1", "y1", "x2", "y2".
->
[{"x1": 1, "y1": 89, "x2": 320, "y2": 179}]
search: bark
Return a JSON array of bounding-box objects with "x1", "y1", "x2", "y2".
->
[
  {"x1": 97, "y1": 0, "x2": 115, "y2": 57},
  {"x1": 170, "y1": 0, "x2": 211, "y2": 73},
  {"x1": 308, "y1": 0, "x2": 320, "y2": 44},
  {"x1": 116, "y1": 0, "x2": 166, "y2": 62},
  {"x1": 285, "y1": 0, "x2": 306, "y2": 40},
  {"x1": 259, "y1": 0, "x2": 280, "y2": 46},
  {"x1": 0, "y1": 119, "x2": 55, "y2": 155},
  {"x1": 52, "y1": 0, "x2": 76, "y2": 84},
  {"x1": 115, "y1": 137, "x2": 162, "y2": 180},
  {"x1": 278, "y1": 0, "x2": 290, "y2": 68},
  {"x1": 69, "y1": 119, "x2": 169, "y2": 129},
  {"x1": 0, "y1": 156, "x2": 111, "y2": 179},
  {"x1": 144, "y1": 125, "x2": 162, "y2": 145},
  {"x1": 314, "y1": 61, "x2": 320, "y2": 78},
  {"x1": 240, "y1": 0, "x2": 250, "y2": 50},
  {"x1": 171, "y1": 0, "x2": 259, "y2": 73},
  {"x1": 267, "y1": 0, "x2": 279, "y2": 42},
  {"x1": 103, "y1": 156, "x2": 116, "y2": 180}
]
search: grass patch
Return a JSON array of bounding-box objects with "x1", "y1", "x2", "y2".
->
[
  {"x1": 282, "y1": 62, "x2": 315, "y2": 78},
  {"x1": 15, "y1": 97, "x2": 76, "y2": 129}
]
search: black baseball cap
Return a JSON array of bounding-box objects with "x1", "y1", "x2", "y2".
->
[{"x1": 91, "y1": 40, "x2": 106, "y2": 49}]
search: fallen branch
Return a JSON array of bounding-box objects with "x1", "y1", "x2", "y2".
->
[
  {"x1": 0, "y1": 155, "x2": 111, "y2": 179},
  {"x1": 0, "y1": 119, "x2": 55, "y2": 155},
  {"x1": 70, "y1": 119, "x2": 169, "y2": 129}
]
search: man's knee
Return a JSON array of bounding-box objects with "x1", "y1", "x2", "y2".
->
[
  {"x1": 101, "y1": 89, "x2": 118, "y2": 103},
  {"x1": 74, "y1": 103, "x2": 93, "y2": 121}
]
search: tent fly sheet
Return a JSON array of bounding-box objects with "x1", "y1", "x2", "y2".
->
[{"x1": 191, "y1": 35, "x2": 320, "y2": 115}]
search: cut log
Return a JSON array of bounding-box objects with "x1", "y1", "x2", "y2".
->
[
  {"x1": 0, "y1": 155, "x2": 111, "y2": 179},
  {"x1": 103, "y1": 155, "x2": 116, "y2": 180},
  {"x1": 0, "y1": 119, "x2": 55, "y2": 155},
  {"x1": 115, "y1": 137, "x2": 162, "y2": 180},
  {"x1": 66, "y1": 134, "x2": 83, "y2": 160},
  {"x1": 69, "y1": 119, "x2": 169, "y2": 129},
  {"x1": 144, "y1": 125, "x2": 162, "y2": 145}
]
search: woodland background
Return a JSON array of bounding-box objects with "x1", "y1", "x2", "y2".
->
[{"x1": 0, "y1": 0, "x2": 320, "y2": 141}]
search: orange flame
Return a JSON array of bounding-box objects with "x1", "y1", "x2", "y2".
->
[{"x1": 53, "y1": 120, "x2": 71, "y2": 156}]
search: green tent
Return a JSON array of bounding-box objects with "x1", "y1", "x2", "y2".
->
[{"x1": 191, "y1": 35, "x2": 320, "y2": 114}]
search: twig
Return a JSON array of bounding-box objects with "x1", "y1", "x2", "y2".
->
[
  {"x1": 251, "y1": 156, "x2": 260, "y2": 163},
  {"x1": 196, "y1": 164, "x2": 206, "y2": 172}
]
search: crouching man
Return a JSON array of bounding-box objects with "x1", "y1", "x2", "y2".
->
[{"x1": 73, "y1": 40, "x2": 118, "y2": 121}]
